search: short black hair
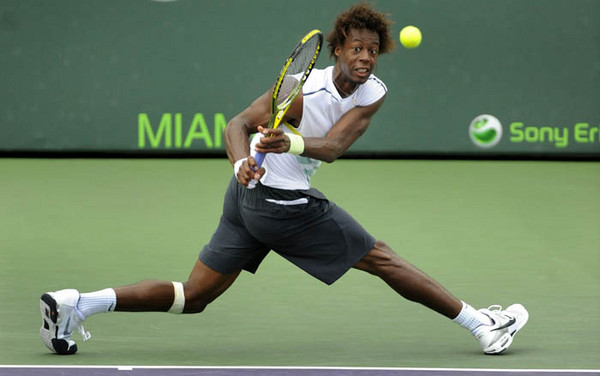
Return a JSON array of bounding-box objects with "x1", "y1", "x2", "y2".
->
[{"x1": 327, "y1": 3, "x2": 395, "y2": 59}]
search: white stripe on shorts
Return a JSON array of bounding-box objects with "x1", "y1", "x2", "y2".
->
[{"x1": 265, "y1": 198, "x2": 309, "y2": 206}]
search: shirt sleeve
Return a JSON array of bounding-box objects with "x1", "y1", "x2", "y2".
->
[{"x1": 356, "y1": 75, "x2": 387, "y2": 107}]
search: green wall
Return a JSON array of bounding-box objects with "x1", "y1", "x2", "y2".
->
[{"x1": 1, "y1": 0, "x2": 599, "y2": 157}]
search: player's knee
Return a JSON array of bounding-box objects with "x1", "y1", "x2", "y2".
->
[
  {"x1": 373, "y1": 240, "x2": 396, "y2": 255},
  {"x1": 163, "y1": 281, "x2": 209, "y2": 314},
  {"x1": 181, "y1": 282, "x2": 209, "y2": 314},
  {"x1": 358, "y1": 240, "x2": 403, "y2": 275}
]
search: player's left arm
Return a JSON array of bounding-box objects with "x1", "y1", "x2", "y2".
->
[
  {"x1": 306, "y1": 95, "x2": 385, "y2": 162},
  {"x1": 255, "y1": 95, "x2": 386, "y2": 163}
]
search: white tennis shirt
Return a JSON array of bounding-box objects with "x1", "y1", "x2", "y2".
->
[{"x1": 250, "y1": 65, "x2": 387, "y2": 190}]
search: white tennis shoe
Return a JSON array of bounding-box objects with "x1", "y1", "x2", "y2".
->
[
  {"x1": 473, "y1": 304, "x2": 529, "y2": 355},
  {"x1": 39, "y1": 289, "x2": 91, "y2": 355}
]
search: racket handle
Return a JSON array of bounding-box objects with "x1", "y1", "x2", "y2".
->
[
  {"x1": 254, "y1": 152, "x2": 266, "y2": 169},
  {"x1": 248, "y1": 151, "x2": 265, "y2": 190},
  {"x1": 247, "y1": 152, "x2": 265, "y2": 190}
]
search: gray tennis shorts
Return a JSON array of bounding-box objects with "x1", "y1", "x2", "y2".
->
[{"x1": 199, "y1": 177, "x2": 375, "y2": 285}]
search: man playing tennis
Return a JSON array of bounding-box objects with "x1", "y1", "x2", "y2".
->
[{"x1": 40, "y1": 3, "x2": 528, "y2": 356}]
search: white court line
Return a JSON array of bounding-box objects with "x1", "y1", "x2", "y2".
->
[{"x1": 0, "y1": 365, "x2": 598, "y2": 373}]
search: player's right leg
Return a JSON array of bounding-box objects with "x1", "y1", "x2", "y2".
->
[
  {"x1": 112, "y1": 260, "x2": 240, "y2": 313},
  {"x1": 40, "y1": 177, "x2": 268, "y2": 355},
  {"x1": 39, "y1": 260, "x2": 239, "y2": 355}
]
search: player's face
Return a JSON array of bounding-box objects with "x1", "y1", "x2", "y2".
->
[{"x1": 335, "y1": 28, "x2": 380, "y2": 85}]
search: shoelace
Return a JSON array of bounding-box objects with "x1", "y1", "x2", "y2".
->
[
  {"x1": 72, "y1": 307, "x2": 91, "y2": 341},
  {"x1": 484, "y1": 305, "x2": 518, "y2": 334},
  {"x1": 77, "y1": 323, "x2": 91, "y2": 341},
  {"x1": 476, "y1": 305, "x2": 506, "y2": 329}
]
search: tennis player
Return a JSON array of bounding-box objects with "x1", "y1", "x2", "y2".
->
[{"x1": 40, "y1": 3, "x2": 528, "y2": 356}]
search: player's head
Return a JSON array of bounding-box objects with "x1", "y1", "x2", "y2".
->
[{"x1": 326, "y1": 3, "x2": 395, "y2": 60}]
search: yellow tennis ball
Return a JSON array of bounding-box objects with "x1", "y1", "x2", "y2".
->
[{"x1": 400, "y1": 26, "x2": 422, "y2": 49}]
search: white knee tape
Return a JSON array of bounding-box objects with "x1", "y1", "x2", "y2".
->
[{"x1": 168, "y1": 281, "x2": 185, "y2": 314}]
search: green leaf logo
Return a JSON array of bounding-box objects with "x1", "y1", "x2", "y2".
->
[
  {"x1": 473, "y1": 118, "x2": 487, "y2": 129},
  {"x1": 469, "y1": 115, "x2": 503, "y2": 148}
]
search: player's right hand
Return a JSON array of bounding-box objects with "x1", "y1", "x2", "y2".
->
[{"x1": 235, "y1": 156, "x2": 265, "y2": 186}]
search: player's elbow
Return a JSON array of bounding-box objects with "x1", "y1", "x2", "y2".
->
[
  {"x1": 324, "y1": 139, "x2": 352, "y2": 163},
  {"x1": 322, "y1": 128, "x2": 366, "y2": 163},
  {"x1": 225, "y1": 116, "x2": 247, "y2": 134},
  {"x1": 224, "y1": 116, "x2": 254, "y2": 145},
  {"x1": 321, "y1": 147, "x2": 344, "y2": 163}
]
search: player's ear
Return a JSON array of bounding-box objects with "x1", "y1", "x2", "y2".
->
[{"x1": 334, "y1": 46, "x2": 341, "y2": 57}]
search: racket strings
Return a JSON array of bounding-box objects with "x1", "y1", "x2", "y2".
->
[
  {"x1": 274, "y1": 34, "x2": 321, "y2": 107},
  {"x1": 287, "y1": 35, "x2": 321, "y2": 76}
]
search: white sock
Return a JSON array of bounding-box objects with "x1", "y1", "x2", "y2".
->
[
  {"x1": 452, "y1": 301, "x2": 493, "y2": 332},
  {"x1": 77, "y1": 288, "x2": 117, "y2": 319}
]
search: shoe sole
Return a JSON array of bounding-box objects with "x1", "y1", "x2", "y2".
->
[
  {"x1": 39, "y1": 293, "x2": 78, "y2": 355},
  {"x1": 483, "y1": 332, "x2": 513, "y2": 355}
]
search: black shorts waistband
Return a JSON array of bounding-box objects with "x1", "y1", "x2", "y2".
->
[{"x1": 231, "y1": 177, "x2": 328, "y2": 202}]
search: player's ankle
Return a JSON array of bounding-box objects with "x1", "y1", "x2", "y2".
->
[
  {"x1": 78, "y1": 288, "x2": 116, "y2": 319},
  {"x1": 452, "y1": 301, "x2": 493, "y2": 332}
]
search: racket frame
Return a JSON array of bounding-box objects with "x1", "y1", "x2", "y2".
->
[{"x1": 254, "y1": 29, "x2": 323, "y2": 168}]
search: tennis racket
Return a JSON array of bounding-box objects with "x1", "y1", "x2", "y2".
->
[{"x1": 253, "y1": 29, "x2": 323, "y2": 168}]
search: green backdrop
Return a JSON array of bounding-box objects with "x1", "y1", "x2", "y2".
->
[{"x1": 1, "y1": 0, "x2": 599, "y2": 157}]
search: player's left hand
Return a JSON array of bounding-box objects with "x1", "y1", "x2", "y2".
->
[{"x1": 254, "y1": 126, "x2": 291, "y2": 154}]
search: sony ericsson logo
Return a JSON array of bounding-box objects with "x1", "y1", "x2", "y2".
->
[
  {"x1": 469, "y1": 115, "x2": 599, "y2": 149},
  {"x1": 469, "y1": 114, "x2": 503, "y2": 148}
]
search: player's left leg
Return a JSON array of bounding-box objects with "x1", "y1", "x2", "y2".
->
[
  {"x1": 353, "y1": 240, "x2": 529, "y2": 354},
  {"x1": 353, "y1": 240, "x2": 462, "y2": 318}
]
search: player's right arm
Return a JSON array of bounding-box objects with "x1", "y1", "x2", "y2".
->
[
  {"x1": 225, "y1": 87, "x2": 304, "y2": 186},
  {"x1": 224, "y1": 91, "x2": 271, "y2": 185}
]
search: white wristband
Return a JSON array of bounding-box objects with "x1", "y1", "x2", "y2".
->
[
  {"x1": 287, "y1": 133, "x2": 305, "y2": 156},
  {"x1": 233, "y1": 158, "x2": 247, "y2": 177}
]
